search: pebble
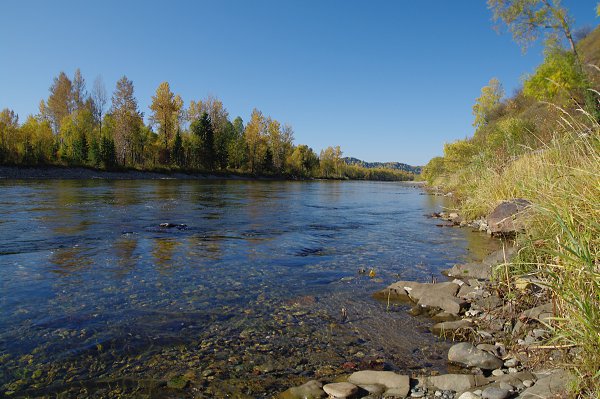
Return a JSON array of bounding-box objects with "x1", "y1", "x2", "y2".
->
[
  {"x1": 411, "y1": 391, "x2": 425, "y2": 398},
  {"x1": 491, "y1": 369, "x2": 504, "y2": 376},
  {"x1": 508, "y1": 367, "x2": 518, "y2": 374},
  {"x1": 473, "y1": 390, "x2": 482, "y2": 395},
  {"x1": 522, "y1": 379, "x2": 534, "y2": 388},
  {"x1": 503, "y1": 358, "x2": 519, "y2": 367},
  {"x1": 457, "y1": 393, "x2": 479, "y2": 399}
]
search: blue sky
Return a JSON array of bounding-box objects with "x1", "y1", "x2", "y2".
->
[{"x1": 0, "y1": 1, "x2": 597, "y2": 165}]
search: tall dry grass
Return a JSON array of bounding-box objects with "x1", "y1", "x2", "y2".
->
[{"x1": 434, "y1": 107, "x2": 599, "y2": 396}]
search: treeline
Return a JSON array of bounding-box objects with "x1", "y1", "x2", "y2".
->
[{"x1": 0, "y1": 73, "x2": 413, "y2": 181}]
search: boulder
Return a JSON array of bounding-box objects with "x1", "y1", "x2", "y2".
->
[
  {"x1": 427, "y1": 374, "x2": 488, "y2": 392},
  {"x1": 448, "y1": 343, "x2": 504, "y2": 370},
  {"x1": 487, "y1": 199, "x2": 531, "y2": 235},
  {"x1": 519, "y1": 369, "x2": 570, "y2": 398},
  {"x1": 322, "y1": 382, "x2": 358, "y2": 398},
  {"x1": 279, "y1": 380, "x2": 326, "y2": 399},
  {"x1": 348, "y1": 370, "x2": 409, "y2": 397}
]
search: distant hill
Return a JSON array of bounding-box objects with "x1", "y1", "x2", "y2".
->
[{"x1": 342, "y1": 157, "x2": 422, "y2": 174}]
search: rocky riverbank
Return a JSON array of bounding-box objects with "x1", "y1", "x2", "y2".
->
[{"x1": 277, "y1": 200, "x2": 574, "y2": 399}]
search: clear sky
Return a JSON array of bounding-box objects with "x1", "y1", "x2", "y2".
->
[{"x1": 0, "y1": 1, "x2": 597, "y2": 165}]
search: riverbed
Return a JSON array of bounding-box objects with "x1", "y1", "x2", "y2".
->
[{"x1": 0, "y1": 180, "x2": 497, "y2": 397}]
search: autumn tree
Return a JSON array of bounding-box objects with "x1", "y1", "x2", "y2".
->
[
  {"x1": 46, "y1": 72, "x2": 74, "y2": 133},
  {"x1": 111, "y1": 76, "x2": 142, "y2": 165},
  {"x1": 72, "y1": 69, "x2": 88, "y2": 111},
  {"x1": 472, "y1": 78, "x2": 504, "y2": 131},
  {"x1": 92, "y1": 76, "x2": 107, "y2": 135},
  {"x1": 0, "y1": 109, "x2": 19, "y2": 163},
  {"x1": 149, "y1": 82, "x2": 183, "y2": 163},
  {"x1": 188, "y1": 96, "x2": 230, "y2": 169},
  {"x1": 244, "y1": 109, "x2": 268, "y2": 174},
  {"x1": 319, "y1": 145, "x2": 343, "y2": 178},
  {"x1": 288, "y1": 144, "x2": 319, "y2": 177},
  {"x1": 488, "y1": 0, "x2": 578, "y2": 58}
]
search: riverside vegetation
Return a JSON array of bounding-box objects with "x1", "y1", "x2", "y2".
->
[
  {"x1": 0, "y1": 76, "x2": 415, "y2": 181},
  {"x1": 420, "y1": 2, "x2": 600, "y2": 397}
]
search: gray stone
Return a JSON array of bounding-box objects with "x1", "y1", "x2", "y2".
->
[
  {"x1": 443, "y1": 247, "x2": 516, "y2": 280},
  {"x1": 418, "y1": 292, "x2": 465, "y2": 315},
  {"x1": 481, "y1": 386, "x2": 510, "y2": 399},
  {"x1": 432, "y1": 311, "x2": 461, "y2": 322},
  {"x1": 520, "y1": 369, "x2": 570, "y2": 398},
  {"x1": 431, "y1": 319, "x2": 473, "y2": 336},
  {"x1": 427, "y1": 374, "x2": 488, "y2": 392},
  {"x1": 522, "y1": 380, "x2": 534, "y2": 388},
  {"x1": 348, "y1": 370, "x2": 410, "y2": 397},
  {"x1": 487, "y1": 199, "x2": 531, "y2": 235},
  {"x1": 448, "y1": 343, "x2": 504, "y2": 370},
  {"x1": 279, "y1": 380, "x2": 326, "y2": 399},
  {"x1": 491, "y1": 369, "x2": 504, "y2": 376},
  {"x1": 499, "y1": 382, "x2": 513, "y2": 391},
  {"x1": 383, "y1": 387, "x2": 411, "y2": 398},
  {"x1": 503, "y1": 358, "x2": 519, "y2": 368},
  {"x1": 457, "y1": 393, "x2": 479, "y2": 399},
  {"x1": 358, "y1": 384, "x2": 386, "y2": 395},
  {"x1": 323, "y1": 382, "x2": 358, "y2": 398}
]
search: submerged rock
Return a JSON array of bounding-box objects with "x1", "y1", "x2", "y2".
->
[
  {"x1": 278, "y1": 380, "x2": 327, "y2": 399},
  {"x1": 431, "y1": 319, "x2": 473, "y2": 336},
  {"x1": 427, "y1": 374, "x2": 488, "y2": 392},
  {"x1": 347, "y1": 370, "x2": 410, "y2": 397}
]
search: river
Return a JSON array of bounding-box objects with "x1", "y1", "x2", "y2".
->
[{"x1": 0, "y1": 179, "x2": 496, "y2": 398}]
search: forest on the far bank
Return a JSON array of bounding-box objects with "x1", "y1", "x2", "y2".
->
[{"x1": 0, "y1": 74, "x2": 413, "y2": 181}]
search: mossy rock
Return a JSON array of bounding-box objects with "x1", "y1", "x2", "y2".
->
[{"x1": 167, "y1": 375, "x2": 188, "y2": 389}]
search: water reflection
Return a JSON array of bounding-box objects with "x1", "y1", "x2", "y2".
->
[{"x1": 0, "y1": 180, "x2": 498, "y2": 397}]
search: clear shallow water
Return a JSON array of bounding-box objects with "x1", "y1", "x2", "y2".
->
[{"x1": 0, "y1": 180, "x2": 496, "y2": 397}]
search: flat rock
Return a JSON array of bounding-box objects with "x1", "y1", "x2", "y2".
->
[
  {"x1": 348, "y1": 370, "x2": 409, "y2": 397},
  {"x1": 520, "y1": 302, "x2": 553, "y2": 323},
  {"x1": 431, "y1": 319, "x2": 473, "y2": 336},
  {"x1": 487, "y1": 199, "x2": 531, "y2": 235},
  {"x1": 457, "y1": 393, "x2": 479, "y2": 399},
  {"x1": 520, "y1": 369, "x2": 570, "y2": 398},
  {"x1": 481, "y1": 386, "x2": 510, "y2": 399},
  {"x1": 448, "y1": 343, "x2": 503, "y2": 370},
  {"x1": 323, "y1": 382, "x2": 358, "y2": 398},
  {"x1": 427, "y1": 374, "x2": 488, "y2": 392},
  {"x1": 279, "y1": 380, "x2": 326, "y2": 399},
  {"x1": 443, "y1": 247, "x2": 516, "y2": 280}
]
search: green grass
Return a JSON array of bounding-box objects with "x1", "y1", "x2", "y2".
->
[{"x1": 431, "y1": 107, "x2": 600, "y2": 397}]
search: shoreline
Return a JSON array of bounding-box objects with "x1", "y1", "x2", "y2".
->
[
  {"x1": 277, "y1": 196, "x2": 571, "y2": 399},
  {"x1": 0, "y1": 165, "x2": 422, "y2": 183}
]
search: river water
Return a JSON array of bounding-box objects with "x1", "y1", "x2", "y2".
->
[{"x1": 0, "y1": 180, "x2": 496, "y2": 398}]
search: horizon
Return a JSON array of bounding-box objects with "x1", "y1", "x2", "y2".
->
[{"x1": 0, "y1": 1, "x2": 597, "y2": 165}]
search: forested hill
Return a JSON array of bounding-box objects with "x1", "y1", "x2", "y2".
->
[{"x1": 342, "y1": 157, "x2": 422, "y2": 174}]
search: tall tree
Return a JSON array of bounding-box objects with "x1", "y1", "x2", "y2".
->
[
  {"x1": 46, "y1": 72, "x2": 74, "y2": 133},
  {"x1": 149, "y1": 81, "x2": 183, "y2": 163},
  {"x1": 0, "y1": 109, "x2": 19, "y2": 162},
  {"x1": 111, "y1": 76, "x2": 142, "y2": 165},
  {"x1": 488, "y1": 0, "x2": 578, "y2": 58},
  {"x1": 472, "y1": 78, "x2": 504, "y2": 131},
  {"x1": 190, "y1": 112, "x2": 215, "y2": 170},
  {"x1": 72, "y1": 68, "x2": 87, "y2": 111},
  {"x1": 244, "y1": 109, "x2": 268, "y2": 174},
  {"x1": 92, "y1": 75, "x2": 107, "y2": 135}
]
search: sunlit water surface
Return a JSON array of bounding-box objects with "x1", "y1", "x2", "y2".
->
[{"x1": 0, "y1": 180, "x2": 497, "y2": 397}]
